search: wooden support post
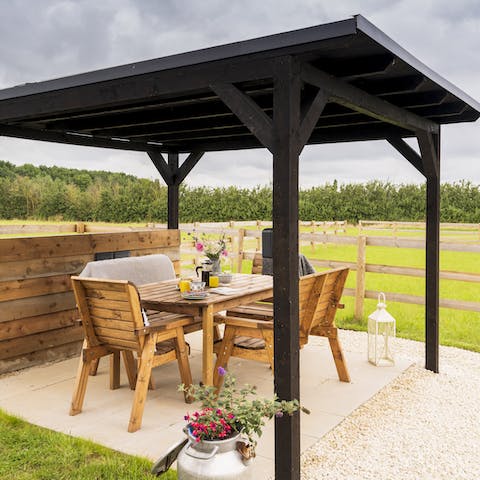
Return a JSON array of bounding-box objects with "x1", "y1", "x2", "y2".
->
[
  {"x1": 237, "y1": 228, "x2": 245, "y2": 273},
  {"x1": 354, "y1": 235, "x2": 367, "y2": 321},
  {"x1": 167, "y1": 152, "x2": 179, "y2": 229},
  {"x1": 272, "y1": 56, "x2": 301, "y2": 480},
  {"x1": 417, "y1": 130, "x2": 441, "y2": 373}
]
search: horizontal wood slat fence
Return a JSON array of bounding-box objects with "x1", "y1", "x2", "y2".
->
[
  {"x1": 0, "y1": 228, "x2": 180, "y2": 374},
  {"x1": 1, "y1": 220, "x2": 478, "y2": 374}
]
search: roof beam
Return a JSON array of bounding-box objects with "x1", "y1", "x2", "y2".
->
[
  {"x1": 301, "y1": 62, "x2": 439, "y2": 134},
  {"x1": 0, "y1": 57, "x2": 275, "y2": 123},
  {"x1": 0, "y1": 124, "x2": 162, "y2": 153},
  {"x1": 352, "y1": 75, "x2": 425, "y2": 96},
  {"x1": 316, "y1": 53, "x2": 394, "y2": 80},
  {"x1": 210, "y1": 82, "x2": 274, "y2": 152}
]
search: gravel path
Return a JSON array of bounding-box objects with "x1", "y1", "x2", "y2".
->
[{"x1": 301, "y1": 330, "x2": 480, "y2": 480}]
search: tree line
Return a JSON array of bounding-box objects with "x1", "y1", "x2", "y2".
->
[{"x1": 0, "y1": 160, "x2": 478, "y2": 223}]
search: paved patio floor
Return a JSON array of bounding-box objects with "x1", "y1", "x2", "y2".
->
[{"x1": 0, "y1": 331, "x2": 410, "y2": 478}]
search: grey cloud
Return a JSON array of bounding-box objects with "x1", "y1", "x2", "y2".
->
[{"x1": 0, "y1": 0, "x2": 478, "y2": 188}]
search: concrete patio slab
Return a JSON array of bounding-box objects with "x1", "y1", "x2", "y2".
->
[{"x1": 0, "y1": 331, "x2": 411, "y2": 478}]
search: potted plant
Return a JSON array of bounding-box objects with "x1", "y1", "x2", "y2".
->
[{"x1": 175, "y1": 367, "x2": 308, "y2": 480}]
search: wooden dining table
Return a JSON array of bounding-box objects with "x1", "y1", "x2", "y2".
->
[{"x1": 138, "y1": 274, "x2": 273, "y2": 385}]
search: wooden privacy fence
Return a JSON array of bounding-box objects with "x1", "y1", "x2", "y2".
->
[
  {"x1": 178, "y1": 222, "x2": 480, "y2": 318},
  {"x1": 0, "y1": 229, "x2": 180, "y2": 374}
]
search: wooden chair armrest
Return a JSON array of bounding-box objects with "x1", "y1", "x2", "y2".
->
[
  {"x1": 215, "y1": 314, "x2": 274, "y2": 329},
  {"x1": 136, "y1": 313, "x2": 199, "y2": 334}
]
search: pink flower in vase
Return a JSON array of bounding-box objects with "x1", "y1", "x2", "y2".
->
[{"x1": 195, "y1": 242, "x2": 204, "y2": 252}]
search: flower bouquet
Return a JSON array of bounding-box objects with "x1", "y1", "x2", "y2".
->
[{"x1": 193, "y1": 234, "x2": 228, "y2": 262}]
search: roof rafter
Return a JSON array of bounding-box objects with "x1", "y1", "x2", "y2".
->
[{"x1": 301, "y1": 62, "x2": 440, "y2": 134}]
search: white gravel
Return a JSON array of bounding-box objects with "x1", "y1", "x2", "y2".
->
[{"x1": 301, "y1": 330, "x2": 480, "y2": 480}]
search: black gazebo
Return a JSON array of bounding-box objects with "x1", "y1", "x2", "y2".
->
[{"x1": 0, "y1": 15, "x2": 478, "y2": 479}]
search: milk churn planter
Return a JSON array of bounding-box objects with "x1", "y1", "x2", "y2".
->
[{"x1": 176, "y1": 367, "x2": 308, "y2": 480}]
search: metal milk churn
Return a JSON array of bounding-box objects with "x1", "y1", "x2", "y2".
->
[{"x1": 177, "y1": 430, "x2": 253, "y2": 480}]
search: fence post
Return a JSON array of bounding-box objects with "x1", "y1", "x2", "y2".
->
[
  {"x1": 75, "y1": 222, "x2": 85, "y2": 233},
  {"x1": 256, "y1": 220, "x2": 261, "y2": 251},
  {"x1": 354, "y1": 235, "x2": 367, "y2": 321},
  {"x1": 237, "y1": 228, "x2": 246, "y2": 273},
  {"x1": 309, "y1": 220, "x2": 316, "y2": 251}
]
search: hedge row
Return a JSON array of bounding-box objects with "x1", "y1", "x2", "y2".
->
[{"x1": 0, "y1": 161, "x2": 479, "y2": 223}]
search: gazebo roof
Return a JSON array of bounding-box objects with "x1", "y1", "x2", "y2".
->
[{"x1": 0, "y1": 15, "x2": 478, "y2": 153}]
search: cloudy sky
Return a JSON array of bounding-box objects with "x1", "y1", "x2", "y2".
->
[{"x1": 0, "y1": 0, "x2": 479, "y2": 188}]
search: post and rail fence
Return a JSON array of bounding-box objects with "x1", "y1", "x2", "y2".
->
[{"x1": 1, "y1": 220, "x2": 479, "y2": 321}]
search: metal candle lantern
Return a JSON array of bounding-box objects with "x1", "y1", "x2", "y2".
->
[{"x1": 368, "y1": 293, "x2": 396, "y2": 366}]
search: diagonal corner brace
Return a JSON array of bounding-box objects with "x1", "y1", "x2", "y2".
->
[
  {"x1": 147, "y1": 151, "x2": 172, "y2": 184},
  {"x1": 211, "y1": 82, "x2": 274, "y2": 152}
]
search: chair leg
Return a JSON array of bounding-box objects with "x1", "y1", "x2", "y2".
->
[
  {"x1": 109, "y1": 351, "x2": 121, "y2": 390},
  {"x1": 213, "y1": 326, "x2": 236, "y2": 389},
  {"x1": 213, "y1": 325, "x2": 222, "y2": 342},
  {"x1": 70, "y1": 342, "x2": 93, "y2": 416},
  {"x1": 128, "y1": 335, "x2": 155, "y2": 433},
  {"x1": 122, "y1": 350, "x2": 137, "y2": 390},
  {"x1": 174, "y1": 327, "x2": 194, "y2": 404},
  {"x1": 89, "y1": 358, "x2": 100, "y2": 376},
  {"x1": 263, "y1": 330, "x2": 274, "y2": 370},
  {"x1": 328, "y1": 337, "x2": 351, "y2": 382}
]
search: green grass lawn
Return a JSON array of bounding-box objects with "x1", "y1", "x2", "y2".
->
[{"x1": 0, "y1": 410, "x2": 174, "y2": 480}]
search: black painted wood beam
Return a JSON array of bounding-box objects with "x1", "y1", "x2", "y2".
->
[
  {"x1": 417, "y1": 130, "x2": 441, "y2": 373},
  {"x1": 0, "y1": 124, "x2": 163, "y2": 153},
  {"x1": 301, "y1": 63, "x2": 439, "y2": 134},
  {"x1": 352, "y1": 75, "x2": 425, "y2": 96},
  {"x1": 175, "y1": 151, "x2": 204, "y2": 185},
  {"x1": 167, "y1": 152, "x2": 179, "y2": 229},
  {"x1": 386, "y1": 136, "x2": 425, "y2": 176},
  {"x1": 272, "y1": 56, "x2": 301, "y2": 480},
  {"x1": 0, "y1": 57, "x2": 275, "y2": 123},
  {"x1": 147, "y1": 151, "x2": 172, "y2": 184},
  {"x1": 298, "y1": 88, "x2": 328, "y2": 152},
  {"x1": 417, "y1": 130, "x2": 439, "y2": 179},
  {"x1": 210, "y1": 82, "x2": 274, "y2": 152}
]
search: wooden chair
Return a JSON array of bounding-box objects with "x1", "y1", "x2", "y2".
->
[
  {"x1": 214, "y1": 268, "x2": 350, "y2": 388},
  {"x1": 69, "y1": 276, "x2": 200, "y2": 432}
]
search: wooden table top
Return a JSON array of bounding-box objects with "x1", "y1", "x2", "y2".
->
[{"x1": 138, "y1": 274, "x2": 273, "y2": 311}]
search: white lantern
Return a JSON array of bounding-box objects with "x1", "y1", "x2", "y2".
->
[{"x1": 368, "y1": 292, "x2": 396, "y2": 366}]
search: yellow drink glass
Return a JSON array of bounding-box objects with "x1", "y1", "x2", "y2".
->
[
  {"x1": 179, "y1": 279, "x2": 191, "y2": 293},
  {"x1": 209, "y1": 276, "x2": 219, "y2": 287}
]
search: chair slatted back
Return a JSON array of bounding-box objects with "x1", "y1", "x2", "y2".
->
[
  {"x1": 299, "y1": 268, "x2": 349, "y2": 345},
  {"x1": 71, "y1": 276, "x2": 145, "y2": 352}
]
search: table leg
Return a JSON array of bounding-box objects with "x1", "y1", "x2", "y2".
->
[{"x1": 202, "y1": 304, "x2": 214, "y2": 385}]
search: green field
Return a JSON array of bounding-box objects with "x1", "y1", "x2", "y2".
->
[{"x1": 0, "y1": 410, "x2": 173, "y2": 480}]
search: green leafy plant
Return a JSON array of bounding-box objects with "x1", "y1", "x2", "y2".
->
[{"x1": 179, "y1": 368, "x2": 309, "y2": 452}]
